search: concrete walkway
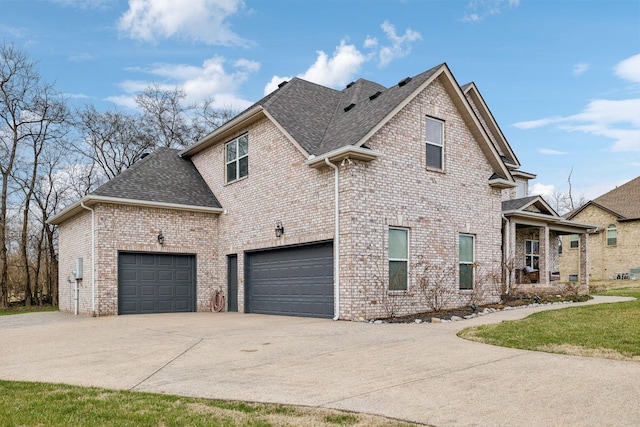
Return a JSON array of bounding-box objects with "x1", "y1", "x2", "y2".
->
[{"x1": 0, "y1": 296, "x2": 637, "y2": 426}]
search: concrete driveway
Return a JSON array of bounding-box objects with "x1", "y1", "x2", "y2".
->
[{"x1": 0, "y1": 296, "x2": 637, "y2": 427}]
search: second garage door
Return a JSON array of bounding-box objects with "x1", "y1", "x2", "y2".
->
[
  {"x1": 245, "y1": 241, "x2": 334, "y2": 318},
  {"x1": 118, "y1": 252, "x2": 196, "y2": 315}
]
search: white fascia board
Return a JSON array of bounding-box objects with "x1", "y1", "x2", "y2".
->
[
  {"x1": 48, "y1": 195, "x2": 222, "y2": 225},
  {"x1": 489, "y1": 178, "x2": 517, "y2": 188},
  {"x1": 502, "y1": 209, "x2": 597, "y2": 231},
  {"x1": 180, "y1": 106, "x2": 264, "y2": 157},
  {"x1": 511, "y1": 170, "x2": 537, "y2": 179},
  {"x1": 305, "y1": 145, "x2": 383, "y2": 168}
]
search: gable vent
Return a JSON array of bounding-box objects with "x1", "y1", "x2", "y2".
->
[
  {"x1": 346, "y1": 81, "x2": 356, "y2": 89},
  {"x1": 277, "y1": 80, "x2": 289, "y2": 89},
  {"x1": 398, "y1": 77, "x2": 412, "y2": 87},
  {"x1": 369, "y1": 91, "x2": 382, "y2": 100},
  {"x1": 344, "y1": 103, "x2": 356, "y2": 112}
]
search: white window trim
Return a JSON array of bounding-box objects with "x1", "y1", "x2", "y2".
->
[
  {"x1": 569, "y1": 234, "x2": 579, "y2": 249},
  {"x1": 525, "y1": 239, "x2": 540, "y2": 270},
  {"x1": 606, "y1": 225, "x2": 617, "y2": 247},
  {"x1": 225, "y1": 134, "x2": 248, "y2": 183},
  {"x1": 388, "y1": 227, "x2": 409, "y2": 292},
  {"x1": 425, "y1": 116, "x2": 444, "y2": 171},
  {"x1": 459, "y1": 233, "x2": 475, "y2": 291}
]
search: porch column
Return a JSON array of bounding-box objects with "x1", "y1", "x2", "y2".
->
[
  {"x1": 579, "y1": 233, "x2": 589, "y2": 292},
  {"x1": 539, "y1": 225, "x2": 549, "y2": 285},
  {"x1": 507, "y1": 219, "x2": 517, "y2": 289}
]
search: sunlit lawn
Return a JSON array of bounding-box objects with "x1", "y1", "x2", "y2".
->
[
  {"x1": 0, "y1": 380, "x2": 417, "y2": 427},
  {"x1": 458, "y1": 285, "x2": 640, "y2": 361}
]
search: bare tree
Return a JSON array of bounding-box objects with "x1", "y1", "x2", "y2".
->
[
  {"x1": 135, "y1": 84, "x2": 193, "y2": 148},
  {"x1": 74, "y1": 105, "x2": 150, "y2": 181}
]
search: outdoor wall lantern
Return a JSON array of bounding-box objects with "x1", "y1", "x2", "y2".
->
[
  {"x1": 157, "y1": 230, "x2": 165, "y2": 245},
  {"x1": 275, "y1": 221, "x2": 284, "y2": 238}
]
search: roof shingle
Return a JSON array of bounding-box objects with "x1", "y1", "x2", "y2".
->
[{"x1": 92, "y1": 147, "x2": 221, "y2": 209}]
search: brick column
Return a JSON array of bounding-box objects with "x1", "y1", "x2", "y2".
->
[
  {"x1": 539, "y1": 225, "x2": 549, "y2": 285},
  {"x1": 579, "y1": 233, "x2": 589, "y2": 293}
]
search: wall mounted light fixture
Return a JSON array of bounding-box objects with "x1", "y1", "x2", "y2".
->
[
  {"x1": 157, "y1": 230, "x2": 165, "y2": 245},
  {"x1": 275, "y1": 221, "x2": 284, "y2": 238}
]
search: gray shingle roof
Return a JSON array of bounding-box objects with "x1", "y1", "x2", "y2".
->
[
  {"x1": 593, "y1": 176, "x2": 640, "y2": 220},
  {"x1": 92, "y1": 147, "x2": 221, "y2": 209},
  {"x1": 243, "y1": 64, "x2": 442, "y2": 156},
  {"x1": 502, "y1": 196, "x2": 539, "y2": 212}
]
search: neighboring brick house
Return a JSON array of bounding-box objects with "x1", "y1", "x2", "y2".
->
[
  {"x1": 559, "y1": 176, "x2": 640, "y2": 282},
  {"x1": 49, "y1": 63, "x2": 594, "y2": 319}
]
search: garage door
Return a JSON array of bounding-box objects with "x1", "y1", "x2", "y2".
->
[
  {"x1": 245, "y1": 241, "x2": 333, "y2": 318},
  {"x1": 118, "y1": 252, "x2": 196, "y2": 315}
]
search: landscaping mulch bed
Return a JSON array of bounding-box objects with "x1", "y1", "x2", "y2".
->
[{"x1": 377, "y1": 294, "x2": 590, "y2": 324}]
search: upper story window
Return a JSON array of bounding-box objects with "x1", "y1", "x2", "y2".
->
[
  {"x1": 425, "y1": 117, "x2": 444, "y2": 170},
  {"x1": 225, "y1": 134, "x2": 248, "y2": 183},
  {"x1": 389, "y1": 228, "x2": 409, "y2": 291},
  {"x1": 569, "y1": 234, "x2": 579, "y2": 249},
  {"x1": 606, "y1": 224, "x2": 617, "y2": 246}
]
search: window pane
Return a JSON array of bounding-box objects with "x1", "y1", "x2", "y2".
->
[
  {"x1": 459, "y1": 235, "x2": 473, "y2": 262},
  {"x1": 426, "y1": 118, "x2": 442, "y2": 145},
  {"x1": 525, "y1": 240, "x2": 531, "y2": 253},
  {"x1": 570, "y1": 235, "x2": 579, "y2": 248},
  {"x1": 226, "y1": 141, "x2": 237, "y2": 162},
  {"x1": 459, "y1": 264, "x2": 473, "y2": 290},
  {"x1": 607, "y1": 226, "x2": 616, "y2": 246},
  {"x1": 238, "y1": 135, "x2": 248, "y2": 156},
  {"x1": 532, "y1": 241, "x2": 539, "y2": 254},
  {"x1": 226, "y1": 162, "x2": 237, "y2": 182},
  {"x1": 426, "y1": 144, "x2": 443, "y2": 169},
  {"x1": 389, "y1": 261, "x2": 407, "y2": 291},
  {"x1": 239, "y1": 156, "x2": 248, "y2": 178},
  {"x1": 389, "y1": 229, "x2": 408, "y2": 259}
]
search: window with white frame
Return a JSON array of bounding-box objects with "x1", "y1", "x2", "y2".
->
[
  {"x1": 569, "y1": 234, "x2": 579, "y2": 249},
  {"x1": 425, "y1": 117, "x2": 444, "y2": 170},
  {"x1": 525, "y1": 239, "x2": 540, "y2": 270},
  {"x1": 606, "y1": 224, "x2": 617, "y2": 246},
  {"x1": 459, "y1": 234, "x2": 474, "y2": 290},
  {"x1": 388, "y1": 228, "x2": 409, "y2": 291},
  {"x1": 225, "y1": 134, "x2": 248, "y2": 183}
]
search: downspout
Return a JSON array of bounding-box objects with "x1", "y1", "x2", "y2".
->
[
  {"x1": 502, "y1": 214, "x2": 510, "y2": 295},
  {"x1": 324, "y1": 158, "x2": 340, "y2": 321},
  {"x1": 80, "y1": 202, "x2": 96, "y2": 316}
]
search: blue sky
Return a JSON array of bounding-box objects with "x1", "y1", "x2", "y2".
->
[{"x1": 1, "y1": 0, "x2": 639, "y2": 202}]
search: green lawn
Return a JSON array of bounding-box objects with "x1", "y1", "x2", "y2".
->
[
  {"x1": 0, "y1": 381, "x2": 417, "y2": 427},
  {"x1": 0, "y1": 304, "x2": 58, "y2": 316},
  {"x1": 458, "y1": 287, "x2": 640, "y2": 361}
]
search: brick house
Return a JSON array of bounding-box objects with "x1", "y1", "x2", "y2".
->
[
  {"x1": 49, "y1": 63, "x2": 594, "y2": 319},
  {"x1": 559, "y1": 176, "x2": 640, "y2": 282}
]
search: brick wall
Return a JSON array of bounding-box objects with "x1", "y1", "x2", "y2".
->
[
  {"x1": 58, "y1": 204, "x2": 218, "y2": 315},
  {"x1": 559, "y1": 205, "x2": 640, "y2": 281},
  {"x1": 191, "y1": 118, "x2": 335, "y2": 315}
]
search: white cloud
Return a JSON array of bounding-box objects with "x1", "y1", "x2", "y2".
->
[
  {"x1": 463, "y1": 0, "x2": 520, "y2": 22},
  {"x1": 530, "y1": 183, "x2": 556, "y2": 198},
  {"x1": 513, "y1": 54, "x2": 640, "y2": 152},
  {"x1": 614, "y1": 53, "x2": 640, "y2": 84},
  {"x1": 117, "y1": 0, "x2": 249, "y2": 46},
  {"x1": 264, "y1": 40, "x2": 368, "y2": 96},
  {"x1": 264, "y1": 22, "x2": 421, "y2": 95},
  {"x1": 572, "y1": 62, "x2": 589, "y2": 76},
  {"x1": 539, "y1": 148, "x2": 567, "y2": 155},
  {"x1": 68, "y1": 53, "x2": 94, "y2": 62},
  {"x1": 107, "y1": 55, "x2": 256, "y2": 110},
  {"x1": 377, "y1": 21, "x2": 422, "y2": 67}
]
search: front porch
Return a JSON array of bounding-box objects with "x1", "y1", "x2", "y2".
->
[{"x1": 502, "y1": 196, "x2": 596, "y2": 294}]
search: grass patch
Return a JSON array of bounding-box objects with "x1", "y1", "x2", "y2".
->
[
  {"x1": 0, "y1": 304, "x2": 58, "y2": 316},
  {"x1": 0, "y1": 380, "x2": 418, "y2": 427},
  {"x1": 458, "y1": 286, "x2": 640, "y2": 361}
]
